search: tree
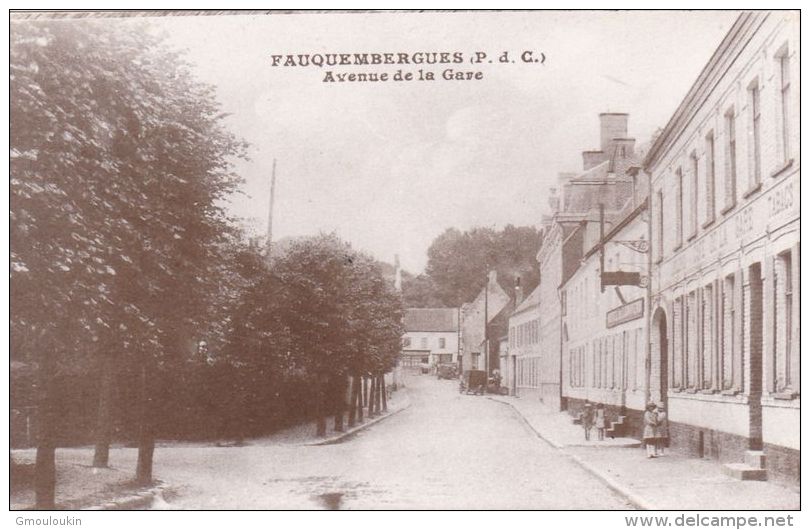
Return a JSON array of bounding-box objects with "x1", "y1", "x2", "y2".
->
[
  {"x1": 220, "y1": 233, "x2": 404, "y2": 438},
  {"x1": 11, "y1": 19, "x2": 246, "y2": 503},
  {"x1": 400, "y1": 272, "x2": 444, "y2": 308},
  {"x1": 424, "y1": 225, "x2": 542, "y2": 306}
]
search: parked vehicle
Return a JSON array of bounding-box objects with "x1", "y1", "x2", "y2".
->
[
  {"x1": 437, "y1": 363, "x2": 458, "y2": 380},
  {"x1": 459, "y1": 370, "x2": 487, "y2": 395}
]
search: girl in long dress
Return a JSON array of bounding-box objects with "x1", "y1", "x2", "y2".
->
[{"x1": 643, "y1": 403, "x2": 658, "y2": 458}]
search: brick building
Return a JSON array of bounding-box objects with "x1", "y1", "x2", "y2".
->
[{"x1": 645, "y1": 12, "x2": 798, "y2": 484}]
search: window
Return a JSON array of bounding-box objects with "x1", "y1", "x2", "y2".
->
[
  {"x1": 777, "y1": 47, "x2": 791, "y2": 163},
  {"x1": 420, "y1": 337, "x2": 428, "y2": 349},
  {"x1": 748, "y1": 80, "x2": 762, "y2": 187},
  {"x1": 724, "y1": 108, "x2": 737, "y2": 210},
  {"x1": 675, "y1": 167, "x2": 683, "y2": 248},
  {"x1": 689, "y1": 152, "x2": 699, "y2": 237},
  {"x1": 672, "y1": 296, "x2": 683, "y2": 389},
  {"x1": 686, "y1": 291, "x2": 698, "y2": 388},
  {"x1": 775, "y1": 251, "x2": 796, "y2": 394},
  {"x1": 722, "y1": 275, "x2": 735, "y2": 391},
  {"x1": 704, "y1": 131, "x2": 716, "y2": 224},
  {"x1": 438, "y1": 337, "x2": 446, "y2": 349},
  {"x1": 403, "y1": 337, "x2": 411, "y2": 348},
  {"x1": 702, "y1": 284, "x2": 714, "y2": 390},
  {"x1": 656, "y1": 190, "x2": 664, "y2": 262}
]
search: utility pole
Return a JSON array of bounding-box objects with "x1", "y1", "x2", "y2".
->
[
  {"x1": 599, "y1": 202, "x2": 605, "y2": 293},
  {"x1": 483, "y1": 272, "x2": 489, "y2": 374},
  {"x1": 265, "y1": 158, "x2": 277, "y2": 262}
]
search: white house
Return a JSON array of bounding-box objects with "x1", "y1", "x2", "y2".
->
[{"x1": 401, "y1": 308, "x2": 459, "y2": 369}]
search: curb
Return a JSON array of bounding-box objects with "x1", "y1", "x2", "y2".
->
[
  {"x1": 488, "y1": 396, "x2": 655, "y2": 510},
  {"x1": 305, "y1": 396, "x2": 412, "y2": 446},
  {"x1": 84, "y1": 482, "x2": 169, "y2": 510}
]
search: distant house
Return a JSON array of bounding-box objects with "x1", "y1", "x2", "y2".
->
[
  {"x1": 401, "y1": 308, "x2": 459, "y2": 369},
  {"x1": 508, "y1": 282, "x2": 542, "y2": 398},
  {"x1": 460, "y1": 271, "x2": 514, "y2": 374}
]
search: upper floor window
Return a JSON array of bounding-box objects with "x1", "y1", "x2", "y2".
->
[
  {"x1": 655, "y1": 190, "x2": 664, "y2": 262},
  {"x1": 776, "y1": 46, "x2": 791, "y2": 163},
  {"x1": 674, "y1": 167, "x2": 683, "y2": 248},
  {"x1": 420, "y1": 337, "x2": 428, "y2": 349},
  {"x1": 439, "y1": 337, "x2": 446, "y2": 349},
  {"x1": 724, "y1": 108, "x2": 737, "y2": 210},
  {"x1": 689, "y1": 152, "x2": 699, "y2": 237},
  {"x1": 704, "y1": 131, "x2": 716, "y2": 225},
  {"x1": 748, "y1": 80, "x2": 762, "y2": 188}
]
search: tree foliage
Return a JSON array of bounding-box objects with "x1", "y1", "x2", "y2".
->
[{"x1": 411, "y1": 225, "x2": 542, "y2": 307}]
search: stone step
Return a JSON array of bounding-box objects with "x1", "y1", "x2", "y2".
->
[
  {"x1": 723, "y1": 463, "x2": 767, "y2": 481},
  {"x1": 745, "y1": 450, "x2": 766, "y2": 469}
]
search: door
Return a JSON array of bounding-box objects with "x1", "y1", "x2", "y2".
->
[{"x1": 748, "y1": 263, "x2": 763, "y2": 450}]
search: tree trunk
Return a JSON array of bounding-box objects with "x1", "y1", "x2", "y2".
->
[
  {"x1": 376, "y1": 374, "x2": 383, "y2": 413},
  {"x1": 333, "y1": 376, "x2": 345, "y2": 432},
  {"x1": 362, "y1": 376, "x2": 368, "y2": 407},
  {"x1": 356, "y1": 375, "x2": 364, "y2": 422},
  {"x1": 93, "y1": 355, "x2": 116, "y2": 468},
  {"x1": 315, "y1": 376, "x2": 326, "y2": 437},
  {"x1": 380, "y1": 372, "x2": 388, "y2": 412},
  {"x1": 347, "y1": 375, "x2": 358, "y2": 427},
  {"x1": 369, "y1": 375, "x2": 378, "y2": 416},
  {"x1": 34, "y1": 351, "x2": 57, "y2": 510},
  {"x1": 135, "y1": 363, "x2": 155, "y2": 486}
]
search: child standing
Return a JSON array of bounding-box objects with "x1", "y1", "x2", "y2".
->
[
  {"x1": 594, "y1": 403, "x2": 606, "y2": 441},
  {"x1": 655, "y1": 403, "x2": 669, "y2": 456},
  {"x1": 581, "y1": 403, "x2": 594, "y2": 441},
  {"x1": 643, "y1": 403, "x2": 659, "y2": 458}
]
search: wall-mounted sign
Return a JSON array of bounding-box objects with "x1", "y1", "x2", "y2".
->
[
  {"x1": 606, "y1": 298, "x2": 644, "y2": 328},
  {"x1": 602, "y1": 271, "x2": 642, "y2": 287}
]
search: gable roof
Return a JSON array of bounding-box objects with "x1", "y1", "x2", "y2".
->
[
  {"x1": 512, "y1": 283, "x2": 542, "y2": 315},
  {"x1": 404, "y1": 308, "x2": 459, "y2": 332}
]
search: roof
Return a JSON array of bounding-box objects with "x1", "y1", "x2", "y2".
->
[
  {"x1": 512, "y1": 283, "x2": 542, "y2": 315},
  {"x1": 403, "y1": 308, "x2": 459, "y2": 332},
  {"x1": 644, "y1": 12, "x2": 766, "y2": 170}
]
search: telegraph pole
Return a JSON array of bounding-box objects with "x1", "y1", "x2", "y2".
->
[
  {"x1": 266, "y1": 158, "x2": 277, "y2": 262},
  {"x1": 483, "y1": 272, "x2": 489, "y2": 374}
]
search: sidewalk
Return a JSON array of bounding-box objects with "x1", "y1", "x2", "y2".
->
[
  {"x1": 248, "y1": 387, "x2": 411, "y2": 446},
  {"x1": 11, "y1": 389, "x2": 410, "y2": 510},
  {"x1": 489, "y1": 395, "x2": 800, "y2": 510}
]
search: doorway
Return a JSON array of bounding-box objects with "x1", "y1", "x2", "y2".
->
[
  {"x1": 652, "y1": 308, "x2": 669, "y2": 406},
  {"x1": 748, "y1": 263, "x2": 763, "y2": 450}
]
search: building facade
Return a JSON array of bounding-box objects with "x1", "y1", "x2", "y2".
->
[
  {"x1": 560, "y1": 200, "x2": 649, "y2": 438},
  {"x1": 460, "y1": 271, "x2": 512, "y2": 373},
  {"x1": 509, "y1": 285, "x2": 542, "y2": 399},
  {"x1": 401, "y1": 308, "x2": 460, "y2": 369},
  {"x1": 645, "y1": 12, "x2": 799, "y2": 484},
  {"x1": 532, "y1": 113, "x2": 642, "y2": 411}
]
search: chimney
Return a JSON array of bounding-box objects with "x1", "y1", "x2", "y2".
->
[
  {"x1": 582, "y1": 150, "x2": 606, "y2": 171},
  {"x1": 394, "y1": 254, "x2": 402, "y2": 292},
  {"x1": 488, "y1": 270, "x2": 498, "y2": 284},
  {"x1": 514, "y1": 276, "x2": 523, "y2": 306},
  {"x1": 547, "y1": 186, "x2": 560, "y2": 212},
  {"x1": 599, "y1": 113, "x2": 629, "y2": 153},
  {"x1": 611, "y1": 138, "x2": 636, "y2": 159}
]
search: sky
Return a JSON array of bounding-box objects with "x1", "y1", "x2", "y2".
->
[{"x1": 135, "y1": 10, "x2": 738, "y2": 273}]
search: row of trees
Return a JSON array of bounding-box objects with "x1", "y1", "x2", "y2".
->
[
  {"x1": 402, "y1": 225, "x2": 542, "y2": 308},
  {"x1": 11, "y1": 20, "x2": 403, "y2": 509}
]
